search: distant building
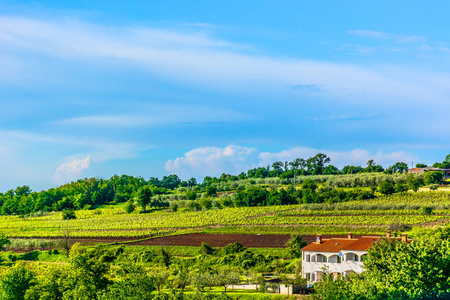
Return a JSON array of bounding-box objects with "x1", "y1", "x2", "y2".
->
[
  {"x1": 408, "y1": 167, "x2": 450, "y2": 178},
  {"x1": 301, "y1": 232, "x2": 409, "y2": 283}
]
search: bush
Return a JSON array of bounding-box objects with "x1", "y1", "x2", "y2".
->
[
  {"x1": 62, "y1": 210, "x2": 76, "y2": 220},
  {"x1": 170, "y1": 202, "x2": 179, "y2": 212},
  {"x1": 188, "y1": 202, "x2": 202, "y2": 212},
  {"x1": 199, "y1": 242, "x2": 216, "y2": 255},
  {"x1": 205, "y1": 186, "x2": 217, "y2": 197},
  {"x1": 430, "y1": 184, "x2": 439, "y2": 190},
  {"x1": 378, "y1": 181, "x2": 395, "y2": 195},
  {"x1": 123, "y1": 200, "x2": 135, "y2": 214},
  {"x1": 199, "y1": 197, "x2": 213, "y2": 210},
  {"x1": 186, "y1": 191, "x2": 197, "y2": 200}
]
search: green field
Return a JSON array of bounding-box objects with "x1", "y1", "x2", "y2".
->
[{"x1": 1, "y1": 191, "x2": 449, "y2": 238}]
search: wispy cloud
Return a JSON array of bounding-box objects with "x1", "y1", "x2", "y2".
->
[
  {"x1": 1, "y1": 17, "x2": 450, "y2": 107},
  {"x1": 310, "y1": 113, "x2": 386, "y2": 122},
  {"x1": 287, "y1": 84, "x2": 326, "y2": 93},
  {"x1": 55, "y1": 104, "x2": 252, "y2": 127},
  {"x1": 182, "y1": 22, "x2": 217, "y2": 28},
  {"x1": 349, "y1": 30, "x2": 390, "y2": 39},
  {"x1": 348, "y1": 29, "x2": 427, "y2": 43}
]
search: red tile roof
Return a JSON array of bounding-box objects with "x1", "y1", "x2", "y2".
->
[
  {"x1": 301, "y1": 238, "x2": 356, "y2": 253},
  {"x1": 341, "y1": 237, "x2": 380, "y2": 251},
  {"x1": 301, "y1": 236, "x2": 381, "y2": 252}
]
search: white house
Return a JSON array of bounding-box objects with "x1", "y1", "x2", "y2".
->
[{"x1": 301, "y1": 232, "x2": 409, "y2": 283}]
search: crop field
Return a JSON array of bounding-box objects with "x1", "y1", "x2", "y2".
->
[{"x1": 0, "y1": 191, "x2": 449, "y2": 241}]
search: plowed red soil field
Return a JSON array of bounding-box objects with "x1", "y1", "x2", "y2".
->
[{"x1": 63, "y1": 233, "x2": 363, "y2": 248}]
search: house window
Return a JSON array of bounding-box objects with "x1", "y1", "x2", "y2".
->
[
  {"x1": 306, "y1": 255, "x2": 310, "y2": 262},
  {"x1": 317, "y1": 255, "x2": 327, "y2": 263},
  {"x1": 306, "y1": 273, "x2": 311, "y2": 281}
]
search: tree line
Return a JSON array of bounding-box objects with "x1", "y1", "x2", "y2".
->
[{"x1": 0, "y1": 154, "x2": 448, "y2": 216}]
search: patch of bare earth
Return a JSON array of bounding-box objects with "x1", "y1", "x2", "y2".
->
[{"x1": 10, "y1": 234, "x2": 369, "y2": 249}]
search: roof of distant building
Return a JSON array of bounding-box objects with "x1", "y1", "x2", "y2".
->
[{"x1": 409, "y1": 167, "x2": 450, "y2": 172}]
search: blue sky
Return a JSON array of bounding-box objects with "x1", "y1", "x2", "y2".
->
[{"x1": 1, "y1": 1, "x2": 450, "y2": 191}]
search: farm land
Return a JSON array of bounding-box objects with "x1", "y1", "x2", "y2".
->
[{"x1": 1, "y1": 164, "x2": 450, "y2": 299}]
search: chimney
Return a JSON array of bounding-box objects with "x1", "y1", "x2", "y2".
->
[
  {"x1": 401, "y1": 233, "x2": 408, "y2": 242},
  {"x1": 316, "y1": 234, "x2": 322, "y2": 244},
  {"x1": 348, "y1": 232, "x2": 353, "y2": 239},
  {"x1": 386, "y1": 230, "x2": 391, "y2": 238}
]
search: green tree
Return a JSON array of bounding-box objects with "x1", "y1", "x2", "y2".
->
[
  {"x1": 406, "y1": 174, "x2": 423, "y2": 192},
  {"x1": 0, "y1": 262, "x2": 35, "y2": 300},
  {"x1": 160, "y1": 174, "x2": 181, "y2": 190},
  {"x1": 136, "y1": 186, "x2": 152, "y2": 212},
  {"x1": 353, "y1": 237, "x2": 450, "y2": 299},
  {"x1": 188, "y1": 201, "x2": 202, "y2": 211},
  {"x1": 423, "y1": 171, "x2": 444, "y2": 185},
  {"x1": 386, "y1": 162, "x2": 408, "y2": 173},
  {"x1": 187, "y1": 177, "x2": 198, "y2": 187},
  {"x1": 271, "y1": 161, "x2": 284, "y2": 175},
  {"x1": 25, "y1": 266, "x2": 69, "y2": 300},
  {"x1": 190, "y1": 272, "x2": 212, "y2": 292},
  {"x1": 378, "y1": 181, "x2": 395, "y2": 195},
  {"x1": 365, "y1": 159, "x2": 384, "y2": 173},
  {"x1": 341, "y1": 165, "x2": 364, "y2": 174},
  {"x1": 185, "y1": 190, "x2": 197, "y2": 200},
  {"x1": 214, "y1": 266, "x2": 240, "y2": 293},
  {"x1": 395, "y1": 182, "x2": 408, "y2": 195},
  {"x1": 314, "y1": 269, "x2": 353, "y2": 300},
  {"x1": 152, "y1": 270, "x2": 169, "y2": 292},
  {"x1": 306, "y1": 153, "x2": 331, "y2": 175},
  {"x1": 205, "y1": 186, "x2": 217, "y2": 197},
  {"x1": 289, "y1": 158, "x2": 306, "y2": 171},
  {"x1": 301, "y1": 179, "x2": 317, "y2": 191},
  {"x1": 99, "y1": 264, "x2": 155, "y2": 299},
  {"x1": 199, "y1": 197, "x2": 213, "y2": 210},
  {"x1": 323, "y1": 165, "x2": 340, "y2": 175},
  {"x1": 0, "y1": 233, "x2": 11, "y2": 251},
  {"x1": 286, "y1": 234, "x2": 307, "y2": 258}
]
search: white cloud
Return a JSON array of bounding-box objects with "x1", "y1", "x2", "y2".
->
[
  {"x1": 165, "y1": 145, "x2": 259, "y2": 178},
  {"x1": 0, "y1": 17, "x2": 449, "y2": 107},
  {"x1": 166, "y1": 145, "x2": 417, "y2": 179},
  {"x1": 53, "y1": 155, "x2": 91, "y2": 186},
  {"x1": 259, "y1": 147, "x2": 416, "y2": 169}
]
